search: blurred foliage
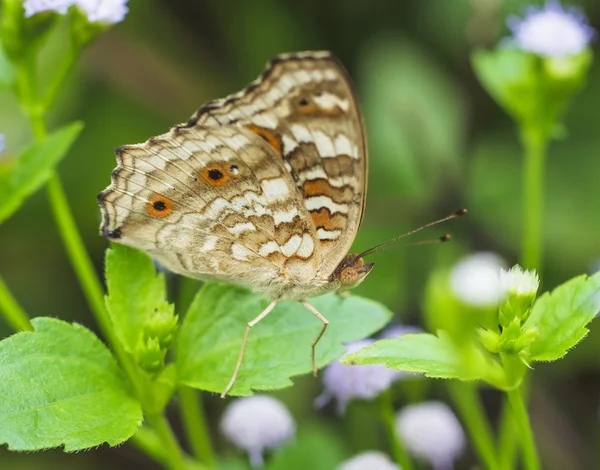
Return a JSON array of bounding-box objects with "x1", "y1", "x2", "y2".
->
[{"x1": 0, "y1": 0, "x2": 599, "y2": 469}]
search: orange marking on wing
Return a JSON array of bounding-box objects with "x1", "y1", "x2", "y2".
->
[
  {"x1": 246, "y1": 125, "x2": 283, "y2": 157},
  {"x1": 146, "y1": 193, "x2": 174, "y2": 218},
  {"x1": 198, "y1": 162, "x2": 241, "y2": 187},
  {"x1": 304, "y1": 178, "x2": 353, "y2": 203},
  {"x1": 310, "y1": 207, "x2": 346, "y2": 232}
]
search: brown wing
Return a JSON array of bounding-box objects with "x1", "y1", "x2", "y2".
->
[
  {"x1": 98, "y1": 124, "x2": 321, "y2": 296},
  {"x1": 180, "y1": 51, "x2": 368, "y2": 278}
]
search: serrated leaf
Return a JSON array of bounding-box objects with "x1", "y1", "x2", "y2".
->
[
  {"x1": 525, "y1": 272, "x2": 600, "y2": 362},
  {"x1": 0, "y1": 317, "x2": 142, "y2": 451},
  {"x1": 0, "y1": 121, "x2": 83, "y2": 224},
  {"x1": 176, "y1": 283, "x2": 392, "y2": 395},
  {"x1": 342, "y1": 332, "x2": 503, "y2": 384},
  {"x1": 105, "y1": 243, "x2": 169, "y2": 354}
]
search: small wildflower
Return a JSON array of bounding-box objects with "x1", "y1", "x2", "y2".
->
[
  {"x1": 396, "y1": 401, "x2": 465, "y2": 470},
  {"x1": 75, "y1": 0, "x2": 129, "y2": 23},
  {"x1": 500, "y1": 265, "x2": 539, "y2": 297},
  {"x1": 220, "y1": 395, "x2": 295, "y2": 467},
  {"x1": 450, "y1": 252, "x2": 506, "y2": 307},
  {"x1": 0, "y1": 134, "x2": 5, "y2": 154},
  {"x1": 508, "y1": 1, "x2": 595, "y2": 57},
  {"x1": 23, "y1": 0, "x2": 73, "y2": 17},
  {"x1": 315, "y1": 340, "x2": 399, "y2": 413},
  {"x1": 337, "y1": 451, "x2": 400, "y2": 470}
]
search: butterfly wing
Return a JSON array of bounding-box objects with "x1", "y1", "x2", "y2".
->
[
  {"x1": 98, "y1": 124, "x2": 321, "y2": 295},
  {"x1": 185, "y1": 51, "x2": 367, "y2": 278}
]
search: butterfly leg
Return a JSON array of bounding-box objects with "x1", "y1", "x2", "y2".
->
[
  {"x1": 301, "y1": 301, "x2": 329, "y2": 377},
  {"x1": 221, "y1": 300, "x2": 278, "y2": 398}
]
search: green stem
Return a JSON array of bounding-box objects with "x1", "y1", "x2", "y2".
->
[
  {"x1": 448, "y1": 381, "x2": 500, "y2": 470},
  {"x1": 497, "y1": 395, "x2": 518, "y2": 470},
  {"x1": 380, "y1": 390, "x2": 414, "y2": 470},
  {"x1": 179, "y1": 387, "x2": 216, "y2": 467},
  {"x1": 506, "y1": 387, "x2": 540, "y2": 470},
  {"x1": 146, "y1": 413, "x2": 188, "y2": 470},
  {"x1": 0, "y1": 275, "x2": 32, "y2": 331},
  {"x1": 43, "y1": 47, "x2": 77, "y2": 109},
  {"x1": 14, "y1": 45, "x2": 192, "y2": 470},
  {"x1": 521, "y1": 127, "x2": 547, "y2": 272}
]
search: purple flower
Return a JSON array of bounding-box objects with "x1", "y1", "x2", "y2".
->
[
  {"x1": 315, "y1": 339, "x2": 399, "y2": 413},
  {"x1": 508, "y1": 1, "x2": 595, "y2": 57},
  {"x1": 337, "y1": 451, "x2": 400, "y2": 470},
  {"x1": 74, "y1": 0, "x2": 129, "y2": 24},
  {"x1": 220, "y1": 395, "x2": 295, "y2": 467},
  {"x1": 396, "y1": 401, "x2": 465, "y2": 470},
  {"x1": 23, "y1": 0, "x2": 72, "y2": 17}
]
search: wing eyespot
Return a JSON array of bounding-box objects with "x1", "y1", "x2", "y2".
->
[
  {"x1": 197, "y1": 162, "x2": 242, "y2": 187},
  {"x1": 146, "y1": 193, "x2": 174, "y2": 218}
]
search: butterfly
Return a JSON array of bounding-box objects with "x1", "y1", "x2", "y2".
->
[{"x1": 98, "y1": 50, "x2": 462, "y2": 397}]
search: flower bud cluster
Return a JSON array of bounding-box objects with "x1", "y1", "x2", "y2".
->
[{"x1": 135, "y1": 302, "x2": 178, "y2": 373}]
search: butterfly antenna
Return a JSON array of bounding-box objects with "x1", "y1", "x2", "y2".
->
[{"x1": 357, "y1": 209, "x2": 467, "y2": 259}]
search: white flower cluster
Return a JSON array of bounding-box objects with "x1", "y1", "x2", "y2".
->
[
  {"x1": 499, "y1": 265, "x2": 539, "y2": 297},
  {"x1": 23, "y1": 0, "x2": 129, "y2": 23},
  {"x1": 450, "y1": 253, "x2": 540, "y2": 308},
  {"x1": 450, "y1": 252, "x2": 507, "y2": 307},
  {"x1": 220, "y1": 395, "x2": 295, "y2": 467},
  {"x1": 337, "y1": 451, "x2": 400, "y2": 470},
  {"x1": 508, "y1": 1, "x2": 594, "y2": 57}
]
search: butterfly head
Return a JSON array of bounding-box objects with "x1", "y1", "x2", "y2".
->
[{"x1": 331, "y1": 254, "x2": 375, "y2": 291}]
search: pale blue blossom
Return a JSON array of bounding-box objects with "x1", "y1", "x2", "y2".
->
[
  {"x1": 23, "y1": 0, "x2": 72, "y2": 17},
  {"x1": 75, "y1": 0, "x2": 129, "y2": 24},
  {"x1": 508, "y1": 1, "x2": 595, "y2": 57},
  {"x1": 0, "y1": 134, "x2": 5, "y2": 154},
  {"x1": 337, "y1": 451, "x2": 400, "y2": 470},
  {"x1": 396, "y1": 401, "x2": 465, "y2": 470},
  {"x1": 23, "y1": 0, "x2": 129, "y2": 24},
  {"x1": 220, "y1": 395, "x2": 295, "y2": 467},
  {"x1": 315, "y1": 339, "x2": 400, "y2": 413}
]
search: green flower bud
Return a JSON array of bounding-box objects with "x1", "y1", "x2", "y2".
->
[
  {"x1": 477, "y1": 328, "x2": 500, "y2": 354},
  {"x1": 136, "y1": 336, "x2": 166, "y2": 374},
  {"x1": 144, "y1": 301, "x2": 178, "y2": 349}
]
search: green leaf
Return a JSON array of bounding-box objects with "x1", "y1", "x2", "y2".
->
[
  {"x1": 343, "y1": 332, "x2": 505, "y2": 386},
  {"x1": 0, "y1": 121, "x2": 83, "y2": 224},
  {"x1": 104, "y1": 243, "x2": 170, "y2": 354},
  {"x1": 176, "y1": 283, "x2": 392, "y2": 395},
  {"x1": 343, "y1": 332, "x2": 466, "y2": 379},
  {"x1": 525, "y1": 272, "x2": 600, "y2": 362},
  {"x1": 0, "y1": 317, "x2": 142, "y2": 451}
]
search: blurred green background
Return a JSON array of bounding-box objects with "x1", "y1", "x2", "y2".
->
[{"x1": 1, "y1": 0, "x2": 599, "y2": 468}]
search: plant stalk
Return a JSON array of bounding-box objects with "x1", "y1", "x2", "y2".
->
[
  {"x1": 521, "y1": 127, "x2": 547, "y2": 272},
  {"x1": 179, "y1": 387, "x2": 216, "y2": 467},
  {"x1": 380, "y1": 390, "x2": 414, "y2": 470},
  {"x1": 448, "y1": 381, "x2": 500, "y2": 470},
  {"x1": 506, "y1": 387, "x2": 540, "y2": 470},
  {"x1": 0, "y1": 275, "x2": 32, "y2": 331}
]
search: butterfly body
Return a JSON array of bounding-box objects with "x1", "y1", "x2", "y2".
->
[{"x1": 98, "y1": 51, "x2": 371, "y2": 394}]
